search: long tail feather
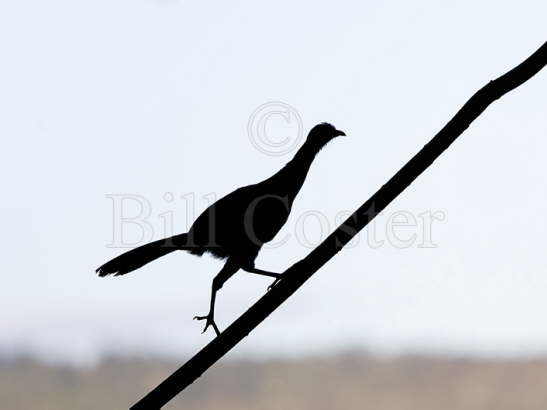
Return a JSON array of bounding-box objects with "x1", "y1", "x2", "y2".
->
[{"x1": 96, "y1": 233, "x2": 188, "y2": 277}]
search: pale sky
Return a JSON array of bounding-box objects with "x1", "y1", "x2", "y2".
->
[{"x1": 1, "y1": 0, "x2": 547, "y2": 364}]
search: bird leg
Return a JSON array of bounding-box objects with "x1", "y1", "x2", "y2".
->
[
  {"x1": 193, "y1": 283, "x2": 221, "y2": 336},
  {"x1": 242, "y1": 266, "x2": 283, "y2": 291},
  {"x1": 194, "y1": 259, "x2": 239, "y2": 337}
]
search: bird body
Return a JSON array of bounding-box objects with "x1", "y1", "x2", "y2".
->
[{"x1": 96, "y1": 123, "x2": 345, "y2": 335}]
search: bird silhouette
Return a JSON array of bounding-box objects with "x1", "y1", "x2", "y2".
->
[{"x1": 96, "y1": 123, "x2": 346, "y2": 336}]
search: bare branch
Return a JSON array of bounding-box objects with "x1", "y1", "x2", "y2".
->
[{"x1": 131, "y1": 41, "x2": 547, "y2": 409}]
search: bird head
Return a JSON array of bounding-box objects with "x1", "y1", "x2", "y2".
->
[{"x1": 307, "y1": 123, "x2": 346, "y2": 147}]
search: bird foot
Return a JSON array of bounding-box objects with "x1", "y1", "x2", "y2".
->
[
  {"x1": 193, "y1": 314, "x2": 221, "y2": 336},
  {"x1": 267, "y1": 276, "x2": 283, "y2": 291}
]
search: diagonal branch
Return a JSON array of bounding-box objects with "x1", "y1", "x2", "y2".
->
[{"x1": 131, "y1": 40, "x2": 547, "y2": 409}]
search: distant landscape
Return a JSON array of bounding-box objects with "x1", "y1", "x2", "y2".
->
[{"x1": 3, "y1": 354, "x2": 547, "y2": 409}]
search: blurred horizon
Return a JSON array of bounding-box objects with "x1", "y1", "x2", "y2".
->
[{"x1": 5, "y1": 352, "x2": 547, "y2": 409}]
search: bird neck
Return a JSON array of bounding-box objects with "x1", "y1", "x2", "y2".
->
[
  {"x1": 288, "y1": 138, "x2": 324, "y2": 169},
  {"x1": 274, "y1": 139, "x2": 327, "y2": 202}
]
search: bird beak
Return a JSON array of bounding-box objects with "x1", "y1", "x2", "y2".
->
[{"x1": 335, "y1": 129, "x2": 346, "y2": 137}]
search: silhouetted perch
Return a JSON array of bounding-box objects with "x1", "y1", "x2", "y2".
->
[{"x1": 131, "y1": 40, "x2": 547, "y2": 409}]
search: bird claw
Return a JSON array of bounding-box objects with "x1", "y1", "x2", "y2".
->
[
  {"x1": 267, "y1": 276, "x2": 282, "y2": 291},
  {"x1": 193, "y1": 314, "x2": 221, "y2": 336}
]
